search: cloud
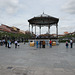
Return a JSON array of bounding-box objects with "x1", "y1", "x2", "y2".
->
[
  {"x1": 0, "y1": 0, "x2": 21, "y2": 14},
  {"x1": 59, "y1": 24, "x2": 75, "y2": 33},
  {"x1": 62, "y1": 0, "x2": 75, "y2": 14}
]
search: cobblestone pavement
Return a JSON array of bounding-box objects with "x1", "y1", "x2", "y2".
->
[{"x1": 0, "y1": 43, "x2": 75, "y2": 75}]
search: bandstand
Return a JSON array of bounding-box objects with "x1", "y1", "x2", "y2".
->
[
  {"x1": 28, "y1": 13, "x2": 59, "y2": 45},
  {"x1": 28, "y1": 13, "x2": 59, "y2": 39}
]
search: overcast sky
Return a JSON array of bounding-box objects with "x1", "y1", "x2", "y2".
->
[{"x1": 0, "y1": 0, "x2": 75, "y2": 34}]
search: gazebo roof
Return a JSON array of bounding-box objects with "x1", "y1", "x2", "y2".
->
[{"x1": 28, "y1": 13, "x2": 59, "y2": 26}]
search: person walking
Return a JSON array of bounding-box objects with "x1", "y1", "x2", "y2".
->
[
  {"x1": 0, "y1": 39, "x2": 1, "y2": 46},
  {"x1": 36, "y1": 41, "x2": 38, "y2": 48},
  {"x1": 15, "y1": 40, "x2": 18, "y2": 48},
  {"x1": 70, "y1": 39, "x2": 73, "y2": 48},
  {"x1": 42, "y1": 40, "x2": 45, "y2": 48},
  {"x1": 66, "y1": 41, "x2": 69, "y2": 48},
  {"x1": 5, "y1": 39, "x2": 7, "y2": 47},
  {"x1": 49, "y1": 40, "x2": 52, "y2": 48},
  {"x1": 7, "y1": 40, "x2": 11, "y2": 48}
]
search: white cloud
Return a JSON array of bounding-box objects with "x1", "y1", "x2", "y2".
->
[
  {"x1": 62, "y1": 0, "x2": 75, "y2": 14},
  {"x1": 0, "y1": 0, "x2": 20, "y2": 14},
  {"x1": 59, "y1": 24, "x2": 75, "y2": 33}
]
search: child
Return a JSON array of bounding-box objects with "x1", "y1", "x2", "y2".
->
[
  {"x1": 17, "y1": 41, "x2": 20, "y2": 47},
  {"x1": 66, "y1": 41, "x2": 69, "y2": 48},
  {"x1": 18, "y1": 43, "x2": 19, "y2": 47},
  {"x1": 49, "y1": 40, "x2": 52, "y2": 48}
]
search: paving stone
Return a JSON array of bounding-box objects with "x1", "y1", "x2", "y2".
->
[
  {"x1": 0, "y1": 43, "x2": 75, "y2": 75},
  {"x1": 53, "y1": 68, "x2": 65, "y2": 72},
  {"x1": 12, "y1": 67, "x2": 28, "y2": 75}
]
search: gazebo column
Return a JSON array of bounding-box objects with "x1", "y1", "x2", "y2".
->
[
  {"x1": 48, "y1": 25, "x2": 50, "y2": 34},
  {"x1": 56, "y1": 23, "x2": 58, "y2": 38},
  {"x1": 49, "y1": 26, "x2": 51, "y2": 34},
  {"x1": 39, "y1": 25, "x2": 41, "y2": 35},
  {"x1": 32, "y1": 25, "x2": 33, "y2": 34},
  {"x1": 29, "y1": 23, "x2": 30, "y2": 32},
  {"x1": 35, "y1": 25, "x2": 36, "y2": 36}
]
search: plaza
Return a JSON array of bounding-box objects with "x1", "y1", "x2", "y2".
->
[{"x1": 0, "y1": 43, "x2": 75, "y2": 75}]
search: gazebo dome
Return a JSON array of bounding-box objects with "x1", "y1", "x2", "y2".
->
[{"x1": 28, "y1": 13, "x2": 59, "y2": 26}]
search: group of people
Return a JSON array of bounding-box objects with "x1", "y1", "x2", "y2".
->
[
  {"x1": 0, "y1": 39, "x2": 74, "y2": 49},
  {"x1": 36, "y1": 39, "x2": 74, "y2": 49},
  {"x1": 36, "y1": 40, "x2": 52, "y2": 48},
  {"x1": 0, "y1": 39, "x2": 19, "y2": 48},
  {"x1": 66, "y1": 39, "x2": 73, "y2": 48}
]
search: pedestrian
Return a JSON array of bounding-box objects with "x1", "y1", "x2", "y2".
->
[
  {"x1": 39, "y1": 41, "x2": 42, "y2": 48},
  {"x1": 42, "y1": 40, "x2": 45, "y2": 48},
  {"x1": 0, "y1": 39, "x2": 1, "y2": 46},
  {"x1": 49, "y1": 40, "x2": 52, "y2": 48},
  {"x1": 65, "y1": 41, "x2": 69, "y2": 48},
  {"x1": 3, "y1": 39, "x2": 5, "y2": 45},
  {"x1": 9, "y1": 40, "x2": 11, "y2": 48},
  {"x1": 7, "y1": 40, "x2": 9, "y2": 48},
  {"x1": 1, "y1": 40, "x2": 3, "y2": 46},
  {"x1": 70, "y1": 39, "x2": 73, "y2": 48},
  {"x1": 15, "y1": 40, "x2": 18, "y2": 48},
  {"x1": 17, "y1": 42, "x2": 20, "y2": 47},
  {"x1": 5, "y1": 39, "x2": 7, "y2": 47},
  {"x1": 7, "y1": 40, "x2": 11, "y2": 48},
  {"x1": 36, "y1": 41, "x2": 38, "y2": 48}
]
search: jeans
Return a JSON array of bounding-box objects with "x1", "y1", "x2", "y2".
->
[{"x1": 50, "y1": 44, "x2": 52, "y2": 48}]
